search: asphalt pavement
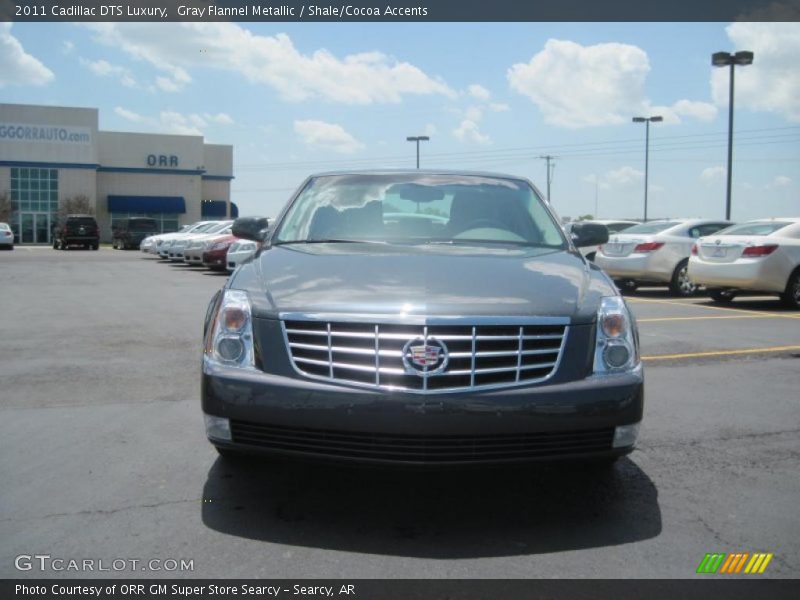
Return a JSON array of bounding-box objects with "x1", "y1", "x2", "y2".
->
[{"x1": 1, "y1": 247, "x2": 798, "y2": 578}]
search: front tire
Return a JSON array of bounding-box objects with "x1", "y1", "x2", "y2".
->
[
  {"x1": 781, "y1": 270, "x2": 800, "y2": 310},
  {"x1": 669, "y1": 260, "x2": 697, "y2": 297},
  {"x1": 709, "y1": 289, "x2": 737, "y2": 304},
  {"x1": 617, "y1": 279, "x2": 638, "y2": 294}
]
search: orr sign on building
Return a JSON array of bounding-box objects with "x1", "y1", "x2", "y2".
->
[{"x1": 0, "y1": 103, "x2": 234, "y2": 244}]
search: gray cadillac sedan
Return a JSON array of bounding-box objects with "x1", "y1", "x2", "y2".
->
[{"x1": 202, "y1": 171, "x2": 643, "y2": 466}]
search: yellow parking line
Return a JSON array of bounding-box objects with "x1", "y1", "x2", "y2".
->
[
  {"x1": 638, "y1": 315, "x2": 777, "y2": 323},
  {"x1": 627, "y1": 296, "x2": 800, "y2": 319},
  {"x1": 642, "y1": 345, "x2": 800, "y2": 361}
]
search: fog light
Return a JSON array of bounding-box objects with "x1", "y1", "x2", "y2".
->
[
  {"x1": 217, "y1": 336, "x2": 244, "y2": 362},
  {"x1": 613, "y1": 423, "x2": 640, "y2": 448},
  {"x1": 603, "y1": 341, "x2": 631, "y2": 368},
  {"x1": 204, "y1": 414, "x2": 231, "y2": 441}
]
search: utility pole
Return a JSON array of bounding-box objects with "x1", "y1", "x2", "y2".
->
[
  {"x1": 539, "y1": 155, "x2": 556, "y2": 203},
  {"x1": 406, "y1": 136, "x2": 430, "y2": 169}
]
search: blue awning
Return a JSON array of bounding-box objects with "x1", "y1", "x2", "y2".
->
[
  {"x1": 108, "y1": 195, "x2": 186, "y2": 214},
  {"x1": 231, "y1": 203, "x2": 239, "y2": 218},
  {"x1": 201, "y1": 200, "x2": 230, "y2": 218}
]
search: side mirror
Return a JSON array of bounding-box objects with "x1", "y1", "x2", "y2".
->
[
  {"x1": 232, "y1": 217, "x2": 269, "y2": 242},
  {"x1": 570, "y1": 222, "x2": 609, "y2": 248}
]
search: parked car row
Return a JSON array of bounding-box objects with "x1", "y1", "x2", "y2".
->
[
  {"x1": 571, "y1": 217, "x2": 800, "y2": 308},
  {"x1": 138, "y1": 218, "x2": 267, "y2": 273},
  {"x1": 689, "y1": 218, "x2": 800, "y2": 309}
]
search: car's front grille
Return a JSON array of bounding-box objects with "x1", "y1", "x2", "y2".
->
[
  {"x1": 230, "y1": 420, "x2": 613, "y2": 463},
  {"x1": 283, "y1": 318, "x2": 568, "y2": 392}
]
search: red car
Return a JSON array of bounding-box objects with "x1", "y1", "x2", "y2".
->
[{"x1": 202, "y1": 234, "x2": 238, "y2": 270}]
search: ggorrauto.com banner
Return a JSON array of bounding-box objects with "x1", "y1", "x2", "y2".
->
[{"x1": 2, "y1": 0, "x2": 800, "y2": 22}]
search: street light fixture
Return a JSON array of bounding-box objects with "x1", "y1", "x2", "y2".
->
[
  {"x1": 632, "y1": 115, "x2": 663, "y2": 222},
  {"x1": 712, "y1": 50, "x2": 754, "y2": 220},
  {"x1": 406, "y1": 135, "x2": 430, "y2": 169}
]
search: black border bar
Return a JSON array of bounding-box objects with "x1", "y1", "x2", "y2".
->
[
  {"x1": 4, "y1": 580, "x2": 800, "y2": 600},
  {"x1": 2, "y1": 0, "x2": 800, "y2": 22}
]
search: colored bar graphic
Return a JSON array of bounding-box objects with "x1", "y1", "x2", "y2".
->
[
  {"x1": 698, "y1": 552, "x2": 772, "y2": 575},
  {"x1": 697, "y1": 553, "x2": 726, "y2": 574}
]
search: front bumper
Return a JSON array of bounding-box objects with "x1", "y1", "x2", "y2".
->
[
  {"x1": 202, "y1": 361, "x2": 644, "y2": 466},
  {"x1": 202, "y1": 250, "x2": 227, "y2": 268}
]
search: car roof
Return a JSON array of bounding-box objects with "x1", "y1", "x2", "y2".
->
[{"x1": 308, "y1": 168, "x2": 530, "y2": 181}]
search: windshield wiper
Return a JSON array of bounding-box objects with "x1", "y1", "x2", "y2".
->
[{"x1": 273, "y1": 239, "x2": 387, "y2": 246}]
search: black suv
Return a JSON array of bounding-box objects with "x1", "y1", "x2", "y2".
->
[
  {"x1": 112, "y1": 217, "x2": 159, "y2": 250},
  {"x1": 53, "y1": 214, "x2": 100, "y2": 250}
]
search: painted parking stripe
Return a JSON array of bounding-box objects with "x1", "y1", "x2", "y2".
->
[
  {"x1": 627, "y1": 296, "x2": 800, "y2": 320},
  {"x1": 642, "y1": 345, "x2": 800, "y2": 361},
  {"x1": 638, "y1": 315, "x2": 778, "y2": 323}
]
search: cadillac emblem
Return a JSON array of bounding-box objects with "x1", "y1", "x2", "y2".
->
[{"x1": 402, "y1": 337, "x2": 449, "y2": 376}]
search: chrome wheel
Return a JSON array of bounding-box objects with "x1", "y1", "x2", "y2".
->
[
  {"x1": 670, "y1": 261, "x2": 697, "y2": 297},
  {"x1": 782, "y1": 272, "x2": 800, "y2": 309}
]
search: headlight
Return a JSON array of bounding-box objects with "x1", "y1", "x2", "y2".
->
[
  {"x1": 204, "y1": 290, "x2": 256, "y2": 370},
  {"x1": 211, "y1": 241, "x2": 229, "y2": 251},
  {"x1": 593, "y1": 295, "x2": 639, "y2": 374}
]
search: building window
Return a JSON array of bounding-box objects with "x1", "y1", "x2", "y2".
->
[
  {"x1": 9, "y1": 168, "x2": 59, "y2": 244},
  {"x1": 10, "y1": 168, "x2": 58, "y2": 213},
  {"x1": 110, "y1": 212, "x2": 180, "y2": 234}
]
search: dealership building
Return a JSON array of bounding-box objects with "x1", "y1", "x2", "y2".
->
[{"x1": 0, "y1": 103, "x2": 234, "y2": 245}]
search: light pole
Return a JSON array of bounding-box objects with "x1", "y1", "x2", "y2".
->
[
  {"x1": 406, "y1": 135, "x2": 429, "y2": 169},
  {"x1": 712, "y1": 50, "x2": 754, "y2": 221},
  {"x1": 632, "y1": 115, "x2": 662, "y2": 222}
]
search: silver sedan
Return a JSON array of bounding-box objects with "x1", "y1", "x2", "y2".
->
[
  {"x1": 689, "y1": 218, "x2": 800, "y2": 309},
  {"x1": 595, "y1": 218, "x2": 732, "y2": 296}
]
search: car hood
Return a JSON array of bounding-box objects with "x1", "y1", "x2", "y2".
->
[{"x1": 233, "y1": 243, "x2": 615, "y2": 324}]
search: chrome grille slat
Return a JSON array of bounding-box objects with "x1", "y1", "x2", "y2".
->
[{"x1": 283, "y1": 317, "x2": 568, "y2": 393}]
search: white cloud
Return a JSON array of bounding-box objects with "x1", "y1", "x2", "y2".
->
[
  {"x1": 423, "y1": 123, "x2": 437, "y2": 137},
  {"x1": 62, "y1": 41, "x2": 75, "y2": 55},
  {"x1": 508, "y1": 39, "x2": 715, "y2": 128},
  {"x1": 205, "y1": 112, "x2": 234, "y2": 125},
  {"x1": 701, "y1": 166, "x2": 726, "y2": 184},
  {"x1": 0, "y1": 23, "x2": 54, "y2": 88},
  {"x1": 464, "y1": 106, "x2": 483, "y2": 122},
  {"x1": 84, "y1": 23, "x2": 454, "y2": 104},
  {"x1": 468, "y1": 84, "x2": 491, "y2": 102},
  {"x1": 114, "y1": 106, "x2": 147, "y2": 123},
  {"x1": 712, "y1": 22, "x2": 800, "y2": 122},
  {"x1": 508, "y1": 39, "x2": 649, "y2": 128},
  {"x1": 767, "y1": 175, "x2": 792, "y2": 189},
  {"x1": 114, "y1": 106, "x2": 228, "y2": 136},
  {"x1": 671, "y1": 99, "x2": 717, "y2": 121},
  {"x1": 605, "y1": 166, "x2": 644, "y2": 186},
  {"x1": 82, "y1": 58, "x2": 137, "y2": 88},
  {"x1": 453, "y1": 119, "x2": 490, "y2": 144},
  {"x1": 489, "y1": 102, "x2": 510, "y2": 112},
  {"x1": 294, "y1": 120, "x2": 364, "y2": 154}
]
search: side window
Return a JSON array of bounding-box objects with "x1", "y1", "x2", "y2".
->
[
  {"x1": 688, "y1": 227, "x2": 701, "y2": 238},
  {"x1": 698, "y1": 223, "x2": 729, "y2": 237}
]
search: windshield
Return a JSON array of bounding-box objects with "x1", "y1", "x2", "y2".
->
[
  {"x1": 274, "y1": 174, "x2": 566, "y2": 248},
  {"x1": 191, "y1": 222, "x2": 220, "y2": 233},
  {"x1": 621, "y1": 221, "x2": 680, "y2": 234},
  {"x1": 717, "y1": 222, "x2": 790, "y2": 236}
]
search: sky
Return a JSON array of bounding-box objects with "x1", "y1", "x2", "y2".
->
[{"x1": 1, "y1": 21, "x2": 799, "y2": 222}]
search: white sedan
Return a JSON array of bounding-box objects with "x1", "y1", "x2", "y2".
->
[
  {"x1": 689, "y1": 218, "x2": 800, "y2": 309},
  {"x1": 225, "y1": 240, "x2": 259, "y2": 272},
  {"x1": 595, "y1": 218, "x2": 733, "y2": 296},
  {"x1": 0, "y1": 222, "x2": 14, "y2": 249}
]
